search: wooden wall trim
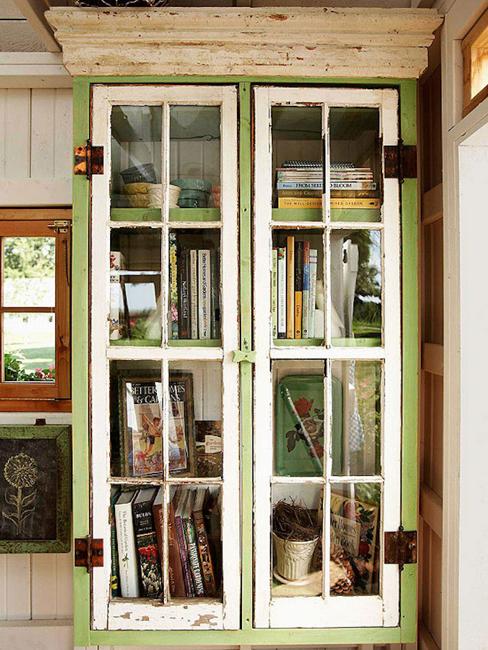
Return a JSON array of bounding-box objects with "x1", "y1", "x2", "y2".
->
[
  {"x1": 422, "y1": 183, "x2": 443, "y2": 224},
  {"x1": 420, "y1": 484, "x2": 443, "y2": 538},
  {"x1": 422, "y1": 342, "x2": 444, "y2": 375}
]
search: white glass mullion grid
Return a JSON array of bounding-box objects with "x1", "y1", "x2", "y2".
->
[
  {"x1": 255, "y1": 87, "x2": 401, "y2": 629},
  {"x1": 89, "y1": 84, "x2": 239, "y2": 631}
]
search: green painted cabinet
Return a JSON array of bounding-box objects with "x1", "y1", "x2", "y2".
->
[{"x1": 72, "y1": 77, "x2": 418, "y2": 646}]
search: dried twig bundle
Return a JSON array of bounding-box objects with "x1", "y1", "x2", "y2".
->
[{"x1": 272, "y1": 499, "x2": 320, "y2": 542}]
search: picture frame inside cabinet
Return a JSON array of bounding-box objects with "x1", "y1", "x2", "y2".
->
[
  {"x1": 114, "y1": 369, "x2": 195, "y2": 478},
  {"x1": 0, "y1": 425, "x2": 71, "y2": 553}
]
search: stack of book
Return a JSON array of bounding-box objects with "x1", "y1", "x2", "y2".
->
[
  {"x1": 276, "y1": 160, "x2": 322, "y2": 209},
  {"x1": 169, "y1": 233, "x2": 221, "y2": 340},
  {"x1": 112, "y1": 485, "x2": 220, "y2": 600},
  {"x1": 275, "y1": 160, "x2": 380, "y2": 212},
  {"x1": 272, "y1": 235, "x2": 323, "y2": 340}
]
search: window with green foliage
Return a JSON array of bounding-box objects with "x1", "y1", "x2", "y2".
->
[{"x1": 0, "y1": 212, "x2": 71, "y2": 406}]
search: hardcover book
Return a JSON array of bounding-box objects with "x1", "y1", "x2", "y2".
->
[
  {"x1": 178, "y1": 248, "x2": 191, "y2": 338},
  {"x1": 286, "y1": 236, "x2": 295, "y2": 339},
  {"x1": 272, "y1": 248, "x2": 278, "y2": 339},
  {"x1": 174, "y1": 489, "x2": 195, "y2": 597},
  {"x1": 193, "y1": 487, "x2": 217, "y2": 597},
  {"x1": 132, "y1": 487, "x2": 162, "y2": 599},
  {"x1": 182, "y1": 490, "x2": 205, "y2": 597},
  {"x1": 190, "y1": 249, "x2": 199, "y2": 339},
  {"x1": 110, "y1": 487, "x2": 121, "y2": 598},
  {"x1": 169, "y1": 232, "x2": 179, "y2": 339},
  {"x1": 115, "y1": 489, "x2": 139, "y2": 598},
  {"x1": 277, "y1": 247, "x2": 286, "y2": 339},
  {"x1": 198, "y1": 249, "x2": 211, "y2": 339},
  {"x1": 294, "y1": 241, "x2": 303, "y2": 339}
]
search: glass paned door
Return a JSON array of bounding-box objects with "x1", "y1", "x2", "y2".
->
[
  {"x1": 253, "y1": 86, "x2": 401, "y2": 628},
  {"x1": 90, "y1": 85, "x2": 239, "y2": 631}
]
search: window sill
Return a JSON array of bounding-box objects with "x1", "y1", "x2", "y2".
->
[{"x1": 0, "y1": 399, "x2": 72, "y2": 413}]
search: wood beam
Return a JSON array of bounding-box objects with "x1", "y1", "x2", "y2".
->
[{"x1": 14, "y1": 0, "x2": 60, "y2": 52}]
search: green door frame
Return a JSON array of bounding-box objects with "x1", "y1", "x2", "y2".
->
[{"x1": 72, "y1": 76, "x2": 417, "y2": 646}]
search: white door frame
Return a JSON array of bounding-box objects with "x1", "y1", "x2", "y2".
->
[{"x1": 440, "y1": 2, "x2": 488, "y2": 647}]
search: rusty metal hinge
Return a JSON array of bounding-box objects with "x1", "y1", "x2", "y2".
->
[
  {"x1": 384, "y1": 140, "x2": 417, "y2": 182},
  {"x1": 384, "y1": 528, "x2": 417, "y2": 569},
  {"x1": 74, "y1": 140, "x2": 104, "y2": 178},
  {"x1": 48, "y1": 220, "x2": 71, "y2": 234},
  {"x1": 74, "y1": 536, "x2": 104, "y2": 572}
]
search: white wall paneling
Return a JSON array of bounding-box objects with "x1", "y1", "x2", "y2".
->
[{"x1": 0, "y1": 86, "x2": 72, "y2": 205}]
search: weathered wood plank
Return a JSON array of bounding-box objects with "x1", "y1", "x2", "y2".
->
[{"x1": 46, "y1": 7, "x2": 442, "y2": 79}]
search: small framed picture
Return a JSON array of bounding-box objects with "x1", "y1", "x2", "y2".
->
[
  {"x1": 118, "y1": 371, "x2": 194, "y2": 477},
  {"x1": 0, "y1": 425, "x2": 71, "y2": 553}
]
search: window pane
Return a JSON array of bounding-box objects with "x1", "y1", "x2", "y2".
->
[
  {"x1": 272, "y1": 106, "x2": 323, "y2": 213},
  {"x1": 329, "y1": 107, "x2": 381, "y2": 223},
  {"x1": 110, "y1": 228, "x2": 161, "y2": 345},
  {"x1": 273, "y1": 360, "x2": 325, "y2": 477},
  {"x1": 109, "y1": 360, "x2": 162, "y2": 479},
  {"x1": 170, "y1": 106, "x2": 221, "y2": 211},
  {"x1": 168, "y1": 484, "x2": 222, "y2": 601},
  {"x1": 3, "y1": 237, "x2": 55, "y2": 307},
  {"x1": 272, "y1": 483, "x2": 323, "y2": 597},
  {"x1": 331, "y1": 229, "x2": 382, "y2": 345},
  {"x1": 111, "y1": 106, "x2": 162, "y2": 212},
  {"x1": 168, "y1": 229, "x2": 221, "y2": 342},
  {"x1": 169, "y1": 361, "x2": 222, "y2": 479},
  {"x1": 3, "y1": 313, "x2": 55, "y2": 382},
  {"x1": 331, "y1": 360, "x2": 381, "y2": 476},
  {"x1": 330, "y1": 482, "x2": 381, "y2": 596},
  {"x1": 272, "y1": 229, "x2": 324, "y2": 343}
]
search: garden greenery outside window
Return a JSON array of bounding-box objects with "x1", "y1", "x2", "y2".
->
[{"x1": 0, "y1": 210, "x2": 71, "y2": 409}]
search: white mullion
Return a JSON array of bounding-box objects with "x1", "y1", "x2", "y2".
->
[
  {"x1": 161, "y1": 357, "x2": 170, "y2": 603},
  {"x1": 253, "y1": 86, "x2": 273, "y2": 629},
  {"x1": 270, "y1": 476, "x2": 325, "y2": 485},
  {"x1": 161, "y1": 102, "x2": 170, "y2": 349},
  {"x1": 322, "y1": 359, "x2": 332, "y2": 601},
  {"x1": 91, "y1": 85, "x2": 113, "y2": 631},
  {"x1": 380, "y1": 88, "x2": 401, "y2": 626},
  {"x1": 109, "y1": 221, "x2": 163, "y2": 229},
  {"x1": 106, "y1": 346, "x2": 224, "y2": 361},
  {"x1": 220, "y1": 85, "x2": 240, "y2": 630},
  {"x1": 168, "y1": 221, "x2": 222, "y2": 229},
  {"x1": 270, "y1": 346, "x2": 385, "y2": 361},
  {"x1": 272, "y1": 221, "x2": 324, "y2": 229}
]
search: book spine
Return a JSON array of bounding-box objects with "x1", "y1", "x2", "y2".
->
[
  {"x1": 294, "y1": 241, "x2": 303, "y2": 339},
  {"x1": 135, "y1": 532, "x2": 163, "y2": 598},
  {"x1": 198, "y1": 249, "x2": 211, "y2": 340},
  {"x1": 169, "y1": 232, "x2": 179, "y2": 339},
  {"x1": 178, "y1": 249, "x2": 190, "y2": 338},
  {"x1": 302, "y1": 241, "x2": 310, "y2": 339},
  {"x1": 278, "y1": 197, "x2": 322, "y2": 208},
  {"x1": 210, "y1": 249, "x2": 221, "y2": 339},
  {"x1": 330, "y1": 197, "x2": 381, "y2": 209},
  {"x1": 190, "y1": 249, "x2": 199, "y2": 339},
  {"x1": 193, "y1": 509, "x2": 217, "y2": 596},
  {"x1": 277, "y1": 181, "x2": 323, "y2": 190},
  {"x1": 278, "y1": 189, "x2": 322, "y2": 198},
  {"x1": 183, "y1": 517, "x2": 205, "y2": 596},
  {"x1": 330, "y1": 181, "x2": 377, "y2": 190},
  {"x1": 167, "y1": 501, "x2": 186, "y2": 597},
  {"x1": 271, "y1": 248, "x2": 278, "y2": 339},
  {"x1": 174, "y1": 514, "x2": 195, "y2": 597},
  {"x1": 132, "y1": 499, "x2": 155, "y2": 536},
  {"x1": 110, "y1": 494, "x2": 120, "y2": 598},
  {"x1": 115, "y1": 502, "x2": 140, "y2": 598},
  {"x1": 309, "y1": 250, "x2": 318, "y2": 339},
  {"x1": 277, "y1": 247, "x2": 286, "y2": 339},
  {"x1": 286, "y1": 236, "x2": 295, "y2": 339}
]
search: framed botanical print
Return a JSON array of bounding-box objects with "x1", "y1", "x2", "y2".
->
[
  {"x1": 118, "y1": 371, "x2": 194, "y2": 478},
  {"x1": 0, "y1": 425, "x2": 71, "y2": 553}
]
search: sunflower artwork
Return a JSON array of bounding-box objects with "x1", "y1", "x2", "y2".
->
[{"x1": 0, "y1": 438, "x2": 58, "y2": 541}]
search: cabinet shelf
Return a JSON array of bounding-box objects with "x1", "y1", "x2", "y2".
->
[
  {"x1": 167, "y1": 339, "x2": 221, "y2": 347},
  {"x1": 272, "y1": 208, "x2": 322, "y2": 222},
  {"x1": 110, "y1": 208, "x2": 221, "y2": 223}
]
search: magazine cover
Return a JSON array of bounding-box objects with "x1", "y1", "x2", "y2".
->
[
  {"x1": 168, "y1": 373, "x2": 194, "y2": 474},
  {"x1": 123, "y1": 380, "x2": 163, "y2": 477}
]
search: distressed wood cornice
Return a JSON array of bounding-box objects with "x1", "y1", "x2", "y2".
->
[{"x1": 46, "y1": 7, "x2": 442, "y2": 79}]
